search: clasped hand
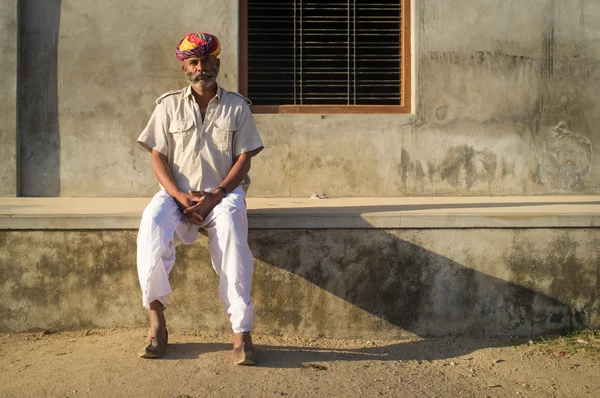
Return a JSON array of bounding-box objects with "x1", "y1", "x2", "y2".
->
[{"x1": 175, "y1": 190, "x2": 223, "y2": 226}]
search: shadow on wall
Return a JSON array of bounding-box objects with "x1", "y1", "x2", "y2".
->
[
  {"x1": 0, "y1": 226, "x2": 595, "y2": 343},
  {"x1": 248, "y1": 227, "x2": 596, "y2": 339},
  {"x1": 18, "y1": 0, "x2": 61, "y2": 196}
]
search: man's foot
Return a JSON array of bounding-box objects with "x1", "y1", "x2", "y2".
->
[
  {"x1": 232, "y1": 342, "x2": 257, "y2": 365},
  {"x1": 233, "y1": 331, "x2": 256, "y2": 365},
  {"x1": 140, "y1": 300, "x2": 168, "y2": 358},
  {"x1": 139, "y1": 329, "x2": 168, "y2": 358}
]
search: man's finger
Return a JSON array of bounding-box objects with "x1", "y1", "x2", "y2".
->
[
  {"x1": 187, "y1": 218, "x2": 203, "y2": 226},
  {"x1": 183, "y1": 202, "x2": 204, "y2": 214},
  {"x1": 189, "y1": 211, "x2": 204, "y2": 221},
  {"x1": 188, "y1": 211, "x2": 204, "y2": 223},
  {"x1": 184, "y1": 212, "x2": 203, "y2": 225},
  {"x1": 189, "y1": 190, "x2": 205, "y2": 197}
]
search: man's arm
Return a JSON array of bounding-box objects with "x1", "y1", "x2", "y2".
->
[
  {"x1": 218, "y1": 152, "x2": 252, "y2": 196},
  {"x1": 151, "y1": 149, "x2": 202, "y2": 209},
  {"x1": 184, "y1": 152, "x2": 252, "y2": 223}
]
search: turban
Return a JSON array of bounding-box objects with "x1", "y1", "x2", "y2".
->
[{"x1": 175, "y1": 32, "x2": 221, "y2": 61}]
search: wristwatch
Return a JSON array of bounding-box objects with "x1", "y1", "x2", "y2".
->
[{"x1": 216, "y1": 186, "x2": 228, "y2": 196}]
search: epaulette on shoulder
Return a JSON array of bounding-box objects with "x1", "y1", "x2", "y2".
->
[
  {"x1": 229, "y1": 91, "x2": 252, "y2": 105},
  {"x1": 155, "y1": 89, "x2": 182, "y2": 104}
]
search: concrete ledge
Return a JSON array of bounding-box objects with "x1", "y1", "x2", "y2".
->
[
  {"x1": 2, "y1": 196, "x2": 599, "y2": 337},
  {"x1": 0, "y1": 196, "x2": 599, "y2": 229}
]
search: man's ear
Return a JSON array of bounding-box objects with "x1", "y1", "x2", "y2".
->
[
  {"x1": 181, "y1": 62, "x2": 186, "y2": 72},
  {"x1": 216, "y1": 58, "x2": 220, "y2": 68}
]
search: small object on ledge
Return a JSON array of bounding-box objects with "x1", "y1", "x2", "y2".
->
[{"x1": 311, "y1": 193, "x2": 328, "y2": 199}]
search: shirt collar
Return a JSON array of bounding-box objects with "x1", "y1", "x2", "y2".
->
[{"x1": 183, "y1": 84, "x2": 222, "y2": 104}]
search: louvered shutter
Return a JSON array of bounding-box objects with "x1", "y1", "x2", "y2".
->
[{"x1": 247, "y1": 0, "x2": 402, "y2": 106}]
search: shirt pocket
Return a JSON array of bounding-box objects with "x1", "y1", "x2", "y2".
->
[
  {"x1": 168, "y1": 119, "x2": 195, "y2": 152},
  {"x1": 212, "y1": 120, "x2": 234, "y2": 154}
]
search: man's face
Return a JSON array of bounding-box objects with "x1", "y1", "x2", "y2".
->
[{"x1": 182, "y1": 55, "x2": 220, "y2": 90}]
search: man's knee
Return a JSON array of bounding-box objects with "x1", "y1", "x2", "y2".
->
[
  {"x1": 216, "y1": 208, "x2": 246, "y2": 232},
  {"x1": 143, "y1": 197, "x2": 179, "y2": 227}
]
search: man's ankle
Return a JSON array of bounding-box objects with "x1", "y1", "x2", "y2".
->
[{"x1": 234, "y1": 331, "x2": 253, "y2": 347}]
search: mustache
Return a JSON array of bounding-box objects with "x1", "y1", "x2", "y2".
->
[{"x1": 186, "y1": 68, "x2": 219, "y2": 82}]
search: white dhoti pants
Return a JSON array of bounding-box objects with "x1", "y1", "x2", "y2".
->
[{"x1": 136, "y1": 186, "x2": 254, "y2": 333}]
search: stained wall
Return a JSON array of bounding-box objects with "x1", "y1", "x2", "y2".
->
[{"x1": 4, "y1": 0, "x2": 600, "y2": 196}]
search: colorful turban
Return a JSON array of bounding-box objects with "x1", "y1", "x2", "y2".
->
[{"x1": 175, "y1": 32, "x2": 221, "y2": 61}]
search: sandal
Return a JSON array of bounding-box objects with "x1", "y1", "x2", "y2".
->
[
  {"x1": 139, "y1": 329, "x2": 168, "y2": 358},
  {"x1": 232, "y1": 343, "x2": 257, "y2": 366}
]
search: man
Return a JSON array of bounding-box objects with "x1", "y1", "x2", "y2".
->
[{"x1": 136, "y1": 32, "x2": 263, "y2": 365}]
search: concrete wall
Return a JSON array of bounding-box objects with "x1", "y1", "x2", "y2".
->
[
  {"x1": 1, "y1": 229, "x2": 598, "y2": 337},
  {"x1": 0, "y1": 0, "x2": 17, "y2": 196},
  {"x1": 251, "y1": 0, "x2": 600, "y2": 197},
  {"x1": 5, "y1": 0, "x2": 600, "y2": 196},
  {"x1": 15, "y1": 0, "x2": 239, "y2": 196}
]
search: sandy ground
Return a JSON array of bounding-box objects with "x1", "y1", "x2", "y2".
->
[{"x1": 1, "y1": 329, "x2": 599, "y2": 398}]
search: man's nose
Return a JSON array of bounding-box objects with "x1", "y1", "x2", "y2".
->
[{"x1": 196, "y1": 61, "x2": 209, "y2": 71}]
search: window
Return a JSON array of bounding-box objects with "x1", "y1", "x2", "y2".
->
[{"x1": 240, "y1": 0, "x2": 411, "y2": 114}]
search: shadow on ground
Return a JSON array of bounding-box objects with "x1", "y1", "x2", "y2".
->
[{"x1": 153, "y1": 337, "x2": 520, "y2": 369}]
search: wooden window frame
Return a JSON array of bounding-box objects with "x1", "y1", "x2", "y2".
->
[{"x1": 239, "y1": 0, "x2": 411, "y2": 114}]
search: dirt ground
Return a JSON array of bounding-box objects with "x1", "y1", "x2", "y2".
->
[{"x1": 1, "y1": 328, "x2": 599, "y2": 398}]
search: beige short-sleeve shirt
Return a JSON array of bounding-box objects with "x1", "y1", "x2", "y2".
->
[{"x1": 137, "y1": 85, "x2": 264, "y2": 194}]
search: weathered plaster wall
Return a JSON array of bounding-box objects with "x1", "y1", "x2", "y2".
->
[
  {"x1": 0, "y1": 0, "x2": 17, "y2": 196},
  {"x1": 250, "y1": 0, "x2": 600, "y2": 197},
  {"x1": 17, "y1": 0, "x2": 239, "y2": 196},
  {"x1": 1, "y1": 229, "x2": 598, "y2": 337},
  {"x1": 9, "y1": 0, "x2": 600, "y2": 196}
]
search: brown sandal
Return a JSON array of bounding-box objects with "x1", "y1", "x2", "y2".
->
[
  {"x1": 232, "y1": 343, "x2": 257, "y2": 366},
  {"x1": 139, "y1": 329, "x2": 168, "y2": 358}
]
